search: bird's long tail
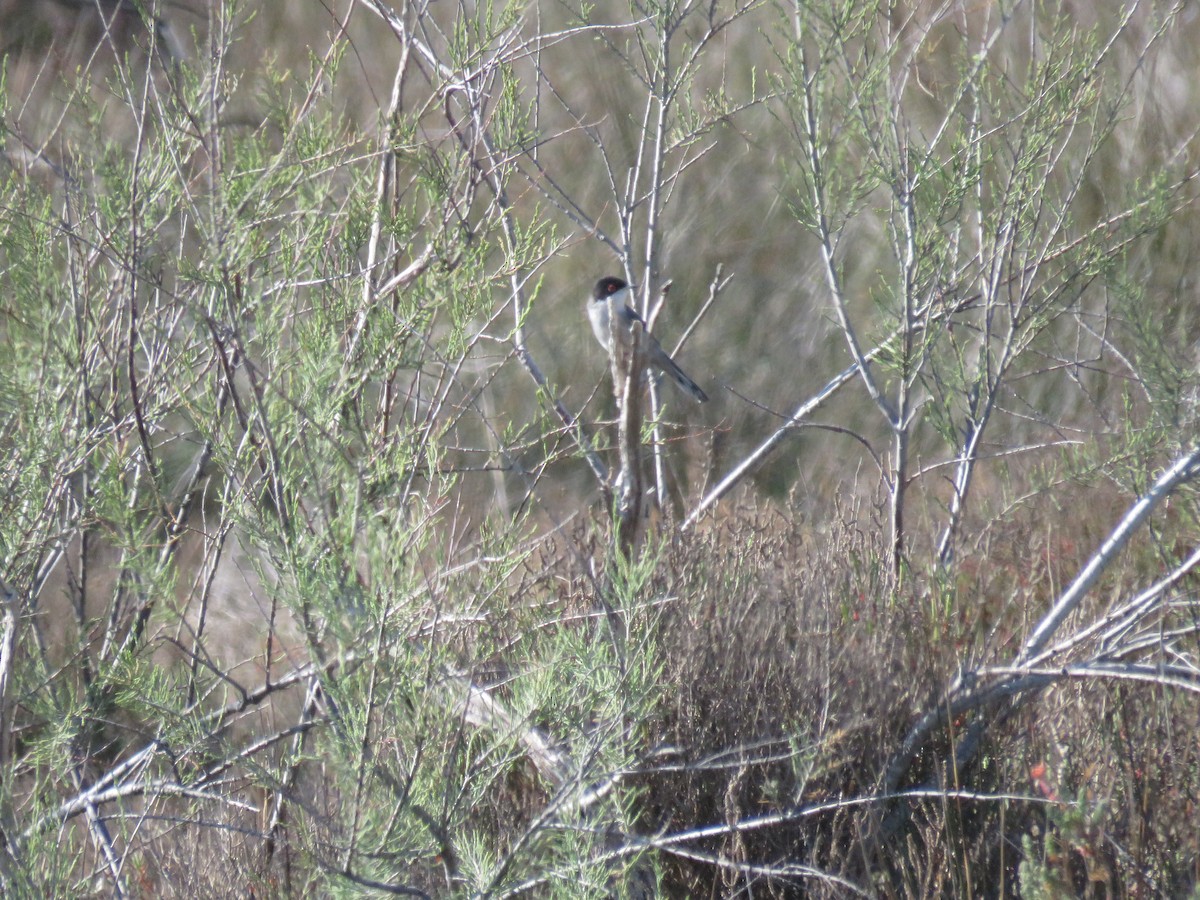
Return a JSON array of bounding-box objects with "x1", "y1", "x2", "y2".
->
[{"x1": 648, "y1": 341, "x2": 708, "y2": 403}]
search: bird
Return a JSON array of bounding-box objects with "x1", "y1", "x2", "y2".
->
[
  {"x1": 587, "y1": 276, "x2": 708, "y2": 403},
  {"x1": 47, "y1": 0, "x2": 185, "y2": 67}
]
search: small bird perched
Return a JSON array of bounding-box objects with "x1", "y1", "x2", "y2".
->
[
  {"x1": 587, "y1": 276, "x2": 708, "y2": 403},
  {"x1": 46, "y1": 0, "x2": 185, "y2": 67}
]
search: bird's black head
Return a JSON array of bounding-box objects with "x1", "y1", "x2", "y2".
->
[{"x1": 592, "y1": 276, "x2": 628, "y2": 301}]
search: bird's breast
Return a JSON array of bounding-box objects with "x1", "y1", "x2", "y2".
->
[{"x1": 588, "y1": 301, "x2": 611, "y2": 348}]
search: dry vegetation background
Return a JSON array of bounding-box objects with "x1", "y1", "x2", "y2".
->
[{"x1": 2, "y1": 0, "x2": 1200, "y2": 897}]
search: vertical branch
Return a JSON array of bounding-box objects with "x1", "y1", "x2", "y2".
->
[
  {"x1": 889, "y1": 160, "x2": 917, "y2": 574},
  {"x1": 345, "y1": 14, "x2": 410, "y2": 368},
  {"x1": 612, "y1": 312, "x2": 646, "y2": 558},
  {"x1": 264, "y1": 676, "x2": 323, "y2": 873},
  {"x1": 934, "y1": 74, "x2": 988, "y2": 569},
  {"x1": 0, "y1": 583, "x2": 16, "y2": 773},
  {"x1": 793, "y1": 9, "x2": 898, "y2": 429},
  {"x1": 638, "y1": 10, "x2": 677, "y2": 507},
  {"x1": 794, "y1": 3, "x2": 904, "y2": 572}
]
